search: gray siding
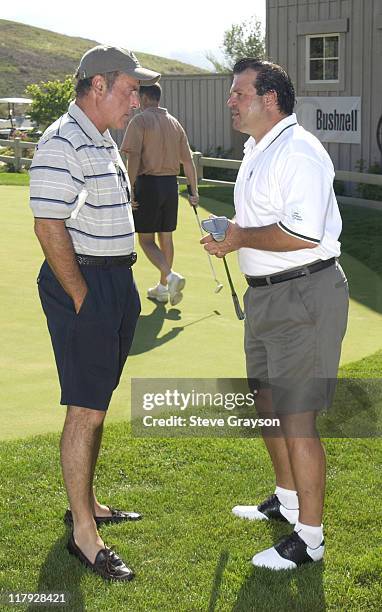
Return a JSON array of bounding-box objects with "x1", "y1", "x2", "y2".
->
[
  {"x1": 111, "y1": 74, "x2": 247, "y2": 160},
  {"x1": 161, "y1": 75, "x2": 232, "y2": 155},
  {"x1": 267, "y1": 0, "x2": 382, "y2": 171}
]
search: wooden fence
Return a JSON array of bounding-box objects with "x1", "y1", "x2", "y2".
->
[
  {"x1": 1, "y1": 138, "x2": 382, "y2": 203},
  {"x1": 0, "y1": 137, "x2": 35, "y2": 171}
]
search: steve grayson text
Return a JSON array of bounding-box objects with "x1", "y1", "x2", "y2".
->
[{"x1": 142, "y1": 416, "x2": 280, "y2": 428}]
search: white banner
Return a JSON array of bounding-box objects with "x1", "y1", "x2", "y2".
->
[{"x1": 296, "y1": 97, "x2": 361, "y2": 144}]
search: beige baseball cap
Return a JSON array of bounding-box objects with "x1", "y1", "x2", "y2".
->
[{"x1": 76, "y1": 45, "x2": 160, "y2": 84}]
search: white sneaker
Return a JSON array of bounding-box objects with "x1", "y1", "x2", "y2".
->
[
  {"x1": 167, "y1": 272, "x2": 185, "y2": 306},
  {"x1": 147, "y1": 284, "x2": 169, "y2": 304},
  {"x1": 232, "y1": 505, "x2": 271, "y2": 521},
  {"x1": 232, "y1": 494, "x2": 297, "y2": 525},
  {"x1": 251, "y1": 531, "x2": 324, "y2": 570}
]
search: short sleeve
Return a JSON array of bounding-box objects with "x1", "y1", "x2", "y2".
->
[
  {"x1": 276, "y1": 154, "x2": 333, "y2": 244},
  {"x1": 121, "y1": 117, "x2": 144, "y2": 154},
  {"x1": 179, "y1": 127, "x2": 192, "y2": 163},
  {"x1": 29, "y1": 137, "x2": 84, "y2": 219}
]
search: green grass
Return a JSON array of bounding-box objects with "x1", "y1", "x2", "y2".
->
[
  {"x1": 341, "y1": 349, "x2": 382, "y2": 376},
  {"x1": 0, "y1": 423, "x2": 381, "y2": 611},
  {"x1": 0, "y1": 19, "x2": 207, "y2": 98},
  {"x1": 0, "y1": 184, "x2": 381, "y2": 610},
  {"x1": 0, "y1": 171, "x2": 29, "y2": 186}
]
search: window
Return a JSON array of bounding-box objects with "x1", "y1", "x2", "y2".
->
[{"x1": 306, "y1": 34, "x2": 339, "y2": 82}]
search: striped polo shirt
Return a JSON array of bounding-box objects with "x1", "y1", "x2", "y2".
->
[{"x1": 29, "y1": 101, "x2": 135, "y2": 256}]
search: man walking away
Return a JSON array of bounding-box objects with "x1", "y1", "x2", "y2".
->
[{"x1": 122, "y1": 83, "x2": 199, "y2": 306}]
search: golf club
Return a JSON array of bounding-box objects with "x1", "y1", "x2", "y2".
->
[
  {"x1": 200, "y1": 217, "x2": 245, "y2": 321},
  {"x1": 187, "y1": 185, "x2": 223, "y2": 293}
]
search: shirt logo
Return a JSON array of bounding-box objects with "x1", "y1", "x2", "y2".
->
[{"x1": 292, "y1": 211, "x2": 303, "y2": 221}]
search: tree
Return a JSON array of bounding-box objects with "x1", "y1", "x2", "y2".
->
[
  {"x1": 207, "y1": 16, "x2": 266, "y2": 72},
  {"x1": 25, "y1": 76, "x2": 75, "y2": 130}
]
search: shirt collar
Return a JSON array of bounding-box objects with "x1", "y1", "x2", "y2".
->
[
  {"x1": 144, "y1": 106, "x2": 168, "y2": 114},
  {"x1": 245, "y1": 113, "x2": 298, "y2": 154},
  {"x1": 68, "y1": 101, "x2": 114, "y2": 147}
]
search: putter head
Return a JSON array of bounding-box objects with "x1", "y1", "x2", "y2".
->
[
  {"x1": 215, "y1": 282, "x2": 223, "y2": 293},
  {"x1": 201, "y1": 217, "x2": 229, "y2": 242}
]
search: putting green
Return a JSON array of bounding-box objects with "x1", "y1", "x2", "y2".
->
[{"x1": 0, "y1": 185, "x2": 381, "y2": 440}]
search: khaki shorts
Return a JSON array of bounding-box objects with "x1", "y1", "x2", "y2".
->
[{"x1": 244, "y1": 261, "x2": 349, "y2": 415}]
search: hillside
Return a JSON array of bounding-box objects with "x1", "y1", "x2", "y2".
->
[{"x1": 0, "y1": 20, "x2": 207, "y2": 97}]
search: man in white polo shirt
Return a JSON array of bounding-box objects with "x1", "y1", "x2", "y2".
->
[
  {"x1": 202, "y1": 58, "x2": 348, "y2": 570},
  {"x1": 30, "y1": 45, "x2": 160, "y2": 581}
]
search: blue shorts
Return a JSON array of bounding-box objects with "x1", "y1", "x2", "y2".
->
[{"x1": 37, "y1": 260, "x2": 141, "y2": 411}]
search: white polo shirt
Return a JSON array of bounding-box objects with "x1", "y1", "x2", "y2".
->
[{"x1": 234, "y1": 113, "x2": 342, "y2": 276}]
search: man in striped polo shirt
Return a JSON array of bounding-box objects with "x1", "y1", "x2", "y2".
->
[{"x1": 30, "y1": 45, "x2": 160, "y2": 581}]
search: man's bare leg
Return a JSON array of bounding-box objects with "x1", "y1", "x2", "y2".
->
[
  {"x1": 87, "y1": 421, "x2": 114, "y2": 518},
  {"x1": 138, "y1": 233, "x2": 171, "y2": 284},
  {"x1": 158, "y1": 232, "x2": 174, "y2": 285},
  {"x1": 60, "y1": 405, "x2": 106, "y2": 562},
  {"x1": 257, "y1": 388, "x2": 296, "y2": 490},
  {"x1": 262, "y1": 437, "x2": 296, "y2": 490},
  {"x1": 251, "y1": 411, "x2": 325, "y2": 568},
  {"x1": 233, "y1": 388, "x2": 298, "y2": 521},
  {"x1": 282, "y1": 412, "x2": 326, "y2": 525},
  {"x1": 251, "y1": 413, "x2": 325, "y2": 568},
  {"x1": 286, "y1": 437, "x2": 325, "y2": 525}
]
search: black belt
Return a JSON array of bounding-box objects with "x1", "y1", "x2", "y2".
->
[
  {"x1": 75, "y1": 252, "x2": 137, "y2": 267},
  {"x1": 246, "y1": 258, "x2": 336, "y2": 287}
]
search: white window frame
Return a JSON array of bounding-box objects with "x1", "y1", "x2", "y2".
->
[{"x1": 306, "y1": 34, "x2": 340, "y2": 84}]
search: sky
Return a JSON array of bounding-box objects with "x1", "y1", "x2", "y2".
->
[{"x1": 1, "y1": 1, "x2": 266, "y2": 69}]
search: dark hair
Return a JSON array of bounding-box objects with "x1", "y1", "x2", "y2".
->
[
  {"x1": 233, "y1": 58, "x2": 295, "y2": 115},
  {"x1": 75, "y1": 70, "x2": 121, "y2": 97},
  {"x1": 139, "y1": 83, "x2": 162, "y2": 101}
]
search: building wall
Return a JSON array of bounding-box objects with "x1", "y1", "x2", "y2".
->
[
  {"x1": 111, "y1": 74, "x2": 247, "y2": 160},
  {"x1": 267, "y1": 0, "x2": 382, "y2": 171}
]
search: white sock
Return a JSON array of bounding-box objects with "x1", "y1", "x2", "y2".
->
[
  {"x1": 158, "y1": 283, "x2": 167, "y2": 291},
  {"x1": 275, "y1": 486, "x2": 298, "y2": 509},
  {"x1": 274, "y1": 486, "x2": 299, "y2": 523},
  {"x1": 294, "y1": 520, "x2": 323, "y2": 548},
  {"x1": 166, "y1": 271, "x2": 174, "y2": 282}
]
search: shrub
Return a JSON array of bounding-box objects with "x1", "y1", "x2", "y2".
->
[
  {"x1": 334, "y1": 180, "x2": 346, "y2": 196},
  {"x1": 25, "y1": 76, "x2": 75, "y2": 131},
  {"x1": 356, "y1": 159, "x2": 382, "y2": 201},
  {"x1": 202, "y1": 146, "x2": 238, "y2": 182}
]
